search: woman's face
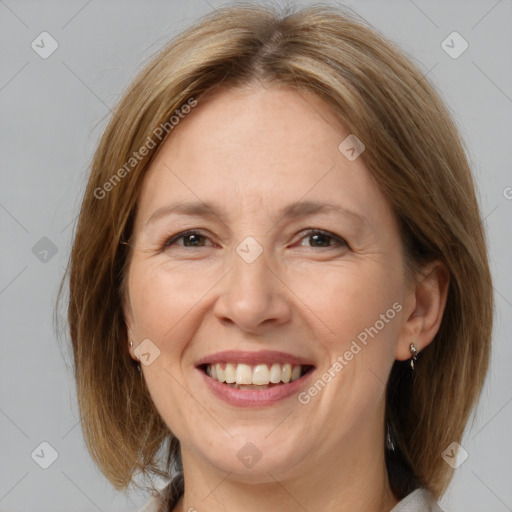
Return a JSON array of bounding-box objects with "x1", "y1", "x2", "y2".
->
[{"x1": 124, "y1": 85, "x2": 415, "y2": 481}]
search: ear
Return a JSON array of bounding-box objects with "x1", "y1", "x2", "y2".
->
[{"x1": 396, "y1": 259, "x2": 450, "y2": 361}]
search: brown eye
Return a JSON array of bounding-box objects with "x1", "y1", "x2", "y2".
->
[
  {"x1": 164, "y1": 230, "x2": 212, "y2": 248},
  {"x1": 297, "y1": 229, "x2": 349, "y2": 249}
]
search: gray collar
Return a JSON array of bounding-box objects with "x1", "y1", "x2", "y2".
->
[{"x1": 390, "y1": 488, "x2": 446, "y2": 512}]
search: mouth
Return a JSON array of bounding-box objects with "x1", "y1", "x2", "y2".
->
[
  {"x1": 198, "y1": 362, "x2": 315, "y2": 390},
  {"x1": 195, "y1": 350, "x2": 316, "y2": 407}
]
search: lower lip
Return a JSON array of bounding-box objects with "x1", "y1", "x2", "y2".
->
[{"x1": 198, "y1": 368, "x2": 315, "y2": 408}]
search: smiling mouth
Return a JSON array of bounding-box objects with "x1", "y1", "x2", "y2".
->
[{"x1": 199, "y1": 362, "x2": 315, "y2": 390}]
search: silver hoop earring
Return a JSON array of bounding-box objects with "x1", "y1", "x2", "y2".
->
[{"x1": 409, "y1": 343, "x2": 419, "y2": 370}]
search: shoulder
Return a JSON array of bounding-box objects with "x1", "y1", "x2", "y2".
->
[
  {"x1": 138, "y1": 491, "x2": 164, "y2": 512},
  {"x1": 391, "y1": 487, "x2": 446, "y2": 512}
]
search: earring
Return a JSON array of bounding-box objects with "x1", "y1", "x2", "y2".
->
[
  {"x1": 129, "y1": 340, "x2": 141, "y2": 373},
  {"x1": 409, "y1": 343, "x2": 419, "y2": 370},
  {"x1": 385, "y1": 422, "x2": 395, "y2": 451}
]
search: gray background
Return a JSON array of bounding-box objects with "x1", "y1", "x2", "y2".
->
[{"x1": 1, "y1": 0, "x2": 511, "y2": 510}]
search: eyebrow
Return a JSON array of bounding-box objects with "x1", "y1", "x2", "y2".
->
[{"x1": 143, "y1": 199, "x2": 371, "y2": 231}]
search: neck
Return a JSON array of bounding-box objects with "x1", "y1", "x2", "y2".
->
[{"x1": 173, "y1": 424, "x2": 399, "y2": 512}]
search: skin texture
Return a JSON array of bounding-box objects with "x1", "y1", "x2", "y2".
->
[{"x1": 124, "y1": 85, "x2": 449, "y2": 512}]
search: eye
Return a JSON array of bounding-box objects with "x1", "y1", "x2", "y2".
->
[
  {"x1": 161, "y1": 228, "x2": 349, "y2": 251},
  {"x1": 296, "y1": 229, "x2": 349, "y2": 249},
  {"x1": 163, "y1": 229, "x2": 214, "y2": 249}
]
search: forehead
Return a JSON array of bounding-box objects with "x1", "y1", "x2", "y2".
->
[
  {"x1": 161, "y1": 85, "x2": 349, "y2": 168},
  {"x1": 134, "y1": 85, "x2": 393, "y2": 230}
]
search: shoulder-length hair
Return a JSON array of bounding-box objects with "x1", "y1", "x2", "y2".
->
[{"x1": 57, "y1": 2, "x2": 493, "y2": 500}]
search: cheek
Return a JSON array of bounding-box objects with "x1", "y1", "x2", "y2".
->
[
  {"x1": 295, "y1": 261, "x2": 403, "y2": 343},
  {"x1": 127, "y1": 261, "x2": 216, "y2": 436},
  {"x1": 302, "y1": 267, "x2": 403, "y2": 417},
  {"x1": 128, "y1": 259, "x2": 219, "y2": 345},
  {"x1": 300, "y1": 263, "x2": 404, "y2": 402}
]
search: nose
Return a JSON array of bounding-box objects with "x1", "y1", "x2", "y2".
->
[{"x1": 212, "y1": 240, "x2": 292, "y2": 333}]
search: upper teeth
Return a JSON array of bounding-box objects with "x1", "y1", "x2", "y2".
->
[{"x1": 206, "y1": 363, "x2": 304, "y2": 385}]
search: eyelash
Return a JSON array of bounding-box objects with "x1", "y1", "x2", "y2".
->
[{"x1": 162, "y1": 229, "x2": 349, "y2": 250}]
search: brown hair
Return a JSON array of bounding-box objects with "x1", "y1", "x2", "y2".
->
[{"x1": 57, "y1": 2, "x2": 493, "y2": 500}]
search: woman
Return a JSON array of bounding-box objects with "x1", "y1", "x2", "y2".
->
[{"x1": 59, "y1": 3, "x2": 493, "y2": 511}]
